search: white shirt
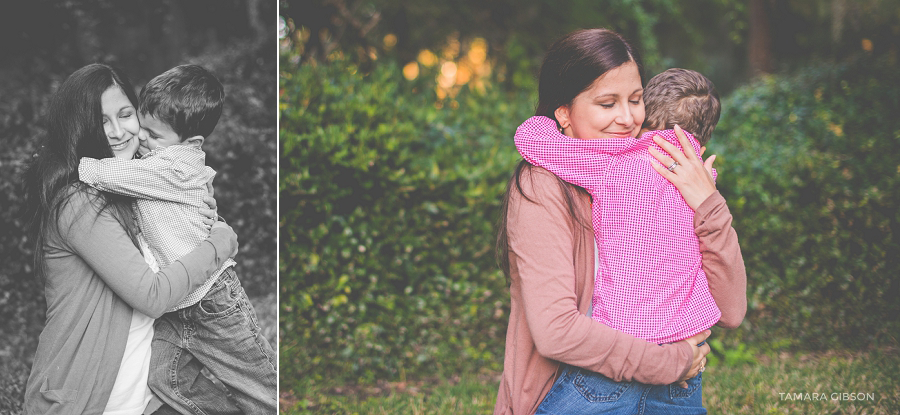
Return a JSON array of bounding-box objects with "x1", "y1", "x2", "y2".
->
[{"x1": 103, "y1": 234, "x2": 157, "y2": 415}]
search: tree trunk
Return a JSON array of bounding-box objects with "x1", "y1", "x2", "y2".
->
[
  {"x1": 247, "y1": 0, "x2": 268, "y2": 45},
  {"x1": 748, "y1": 0, "x2": 774, "y2": 76},
  {"x1": 831, "y1": 0, "x2": 847, "y2": 58}
]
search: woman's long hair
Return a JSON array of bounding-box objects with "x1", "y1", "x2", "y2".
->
[
  {"x1": 24, "y1": 63, "x2": 141, "y2": 280},
  {"x1": 496, "y1": 29, "x2": 645, "y2": 280}
]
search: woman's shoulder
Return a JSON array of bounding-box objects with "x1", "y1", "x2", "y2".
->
[
  {"x1": 513, "y1": 165, "x2": 586, "y2": 205},
  {"x1": 56, "y1": 183, "x2": 106, "y2": 221},
  {"x1": 515, "y1": 165, "x2": 556, "y2": 193},
  {"x1": 43, "y1": 183, "x2": 113, "y2": 245},
  {"x1": 59, "y1": 182, "x2": 102, "y2": 207}
]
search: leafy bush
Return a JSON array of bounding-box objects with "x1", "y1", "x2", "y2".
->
[
  {"x1": 279, "y1": 58, "x2": 533, "y2": 385},
  {"x1": 711, "y1": 55, "x2": 900, "y2": 350},
  {"x1": 0, "y1": 73, "x2": 47, "y2": 406}
]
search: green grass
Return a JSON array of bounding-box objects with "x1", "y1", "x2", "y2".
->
[
  {"x1": 705, "y1": 348, "x2": 900, "y2": 414},
  {"x1": 280, "y1": 375, "x2": 499, "y2": 415},
  {"x1": 282, "y1": 348, "x2": 900, "y2": 414}
]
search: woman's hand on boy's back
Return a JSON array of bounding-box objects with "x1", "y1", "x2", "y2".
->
[
  {"x1": 200, "y1": 176, "x2": 217, "y2": 229},
  {"x1": 648, "y1": 124, "x2": 717, "y2": 210}
]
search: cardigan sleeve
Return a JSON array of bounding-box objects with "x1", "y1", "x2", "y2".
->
[
  {"x1": 57, "y1": 187, "x2": 236, "y2": 318},
  {"x1": 694, "y1": 191, "x2": 748, "y2": 328},
  {"x1": 508, "y1": 168, "x2": 693, "y2": 385}
]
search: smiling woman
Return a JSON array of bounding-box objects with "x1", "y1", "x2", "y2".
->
[
  {"x1": 101, "y1": 86, "x2": 142, "y2": 158},
  {"x1": 493, "y1": 28, "x2": 747, "y2": 415},
  {"x1": 22, "y1": 63, "x2": 238, "y2": 414}
]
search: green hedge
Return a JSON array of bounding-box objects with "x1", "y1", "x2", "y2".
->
[
  {"x1": 711, "y1": 55, "x2": 900, "y2": 350},
  {"x1": 279, "y1": 55, "x2": 900, "y2": 389},
  {"x1": 279, "y1": 59, "x2": 533, "y2": 385}
]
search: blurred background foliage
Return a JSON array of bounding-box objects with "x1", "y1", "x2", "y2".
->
[
  {"x1": 281, "y1": 0, "x2": 900, "y2": 93},
  {"x1": 0, "y1": 0, "x2": 277, "y2": 410},
  {"x1": 279, "y1": 0, "x2": 900, "y2": 397}
]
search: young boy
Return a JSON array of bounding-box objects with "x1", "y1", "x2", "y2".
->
[
  {"x1": 514, "y1": 68, "x2": 723, "y2": 344},
  {"x1": 78, "y1": 64, "x2": 276, "y2": 414}
]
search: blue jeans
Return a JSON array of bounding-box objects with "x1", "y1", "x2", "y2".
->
[
  {"x1": 149, "y1": 267, "x2": 277, "y2": 415},
  {"x1": 535, "y1": 365, "x2": 706, "y2": 415}
]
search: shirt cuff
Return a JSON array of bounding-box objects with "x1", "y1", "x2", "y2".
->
[{"x1": 77, "y1": 157, "x2": 100, "y2": 185}]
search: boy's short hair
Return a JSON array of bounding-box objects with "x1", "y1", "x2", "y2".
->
[
  {"x1": 643, "y1": 68, "x2": 720, "y2": 145},
  {"x1": 139, "y1": 64, "x2": 224, "y2": 140}
]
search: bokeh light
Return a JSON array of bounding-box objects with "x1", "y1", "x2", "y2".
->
[
  {"x1": 403, "y1": 61, "x2": 420, "y2": 80},
  {"x1": 384, "y1": 33, "x2": 398, "y2": 50},
  {"x1": 418, "y1": 50, "x2": 438, "y2": 67}
]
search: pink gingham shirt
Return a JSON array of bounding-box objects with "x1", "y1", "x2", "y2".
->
[
  {"x1": 79, "y1": 145, "x2": 235, "y2": 311},
  {"x1": 514, "y1": 116, "x2": 721, "y2": 343}
]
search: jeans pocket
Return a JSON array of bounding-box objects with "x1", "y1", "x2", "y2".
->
[
  {"x1": 669, "y1": 373, "x2": 703, "y2": 399},
  {"x1": 197, "y1": 272, "x2": 240, "y2": 317},
  {"x1": 572, "y1": 368, "x2": 631, "y2": 403}
]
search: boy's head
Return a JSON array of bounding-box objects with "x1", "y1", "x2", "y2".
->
[
  {"x1": 642, "y1": 68, "x2": 720, "y2": 145},
  {"x1": 138, "y1": 64, "x2": 224, "y2": 151}
]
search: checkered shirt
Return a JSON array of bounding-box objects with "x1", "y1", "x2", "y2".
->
[
  {"x1": 79, "y1": 145, "x2": 235, "y2": 311},
  {"x1": 514, "y1": 116, "x2": 721, "y2": 343}
]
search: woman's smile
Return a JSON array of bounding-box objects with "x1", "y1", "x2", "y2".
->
[
  {"x1": 109, "y1": 135, "x2": 134, "y2": 151},
  {"x1": 101, "y1": 86, "x2": 141, "y2": 159}
]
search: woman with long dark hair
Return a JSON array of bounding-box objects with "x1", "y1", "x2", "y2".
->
[
  {"x1": 494, "y1": 29, "x2": 746, "y2": 414},
  {"x1": 23, "y1": 63, "x2": 237, "y2": 414}
]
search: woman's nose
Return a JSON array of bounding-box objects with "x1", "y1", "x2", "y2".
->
[
  {"x1": 615, "y1": 105, "x2": 634, "y2": 126},
  {"x1": 107, "y1": 122, "x2": 124, "y2": 139}
]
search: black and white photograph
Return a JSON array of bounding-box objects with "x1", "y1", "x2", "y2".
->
[{"x1": 0, "y1": 1, "x2": 278, "y2": 413}]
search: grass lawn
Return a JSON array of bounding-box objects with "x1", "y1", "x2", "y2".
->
[
  {"x1": 0, "y1": 292, "x2": 278, "y2": 414},
  {"x1": 282, "y1": 347, "x2": 899, "y2": 414}
]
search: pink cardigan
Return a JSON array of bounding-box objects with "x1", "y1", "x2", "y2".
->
[
  {"x1": 514, "y1": 116, "x2": 721, "y2": 343},
  {"x1": 493, "y1": 167, "x2": 746, "y2": 415}
]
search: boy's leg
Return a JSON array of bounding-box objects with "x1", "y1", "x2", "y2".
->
[
  {"x1": 149, "y1": 310, "x2": 242, "y2": 415},
  {"x1": 185, "y1": 267, "x2": 278, "y2": 413}
]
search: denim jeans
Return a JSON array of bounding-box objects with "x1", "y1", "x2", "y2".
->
[
  {"x1": 535, "y1": 365, "x2": 706, "y2": 415},
  {"x1": 149, "y1": 267, "x2": 277, "y2": 415}
]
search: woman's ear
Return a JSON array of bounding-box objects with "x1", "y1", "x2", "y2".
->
[{"x1": 554, "y1": 106, "x2": 571, "y2": 130}]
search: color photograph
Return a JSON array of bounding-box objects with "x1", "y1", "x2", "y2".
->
[{"x1": 278, "y1": 0, "x2": 899, "y2": 413}]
